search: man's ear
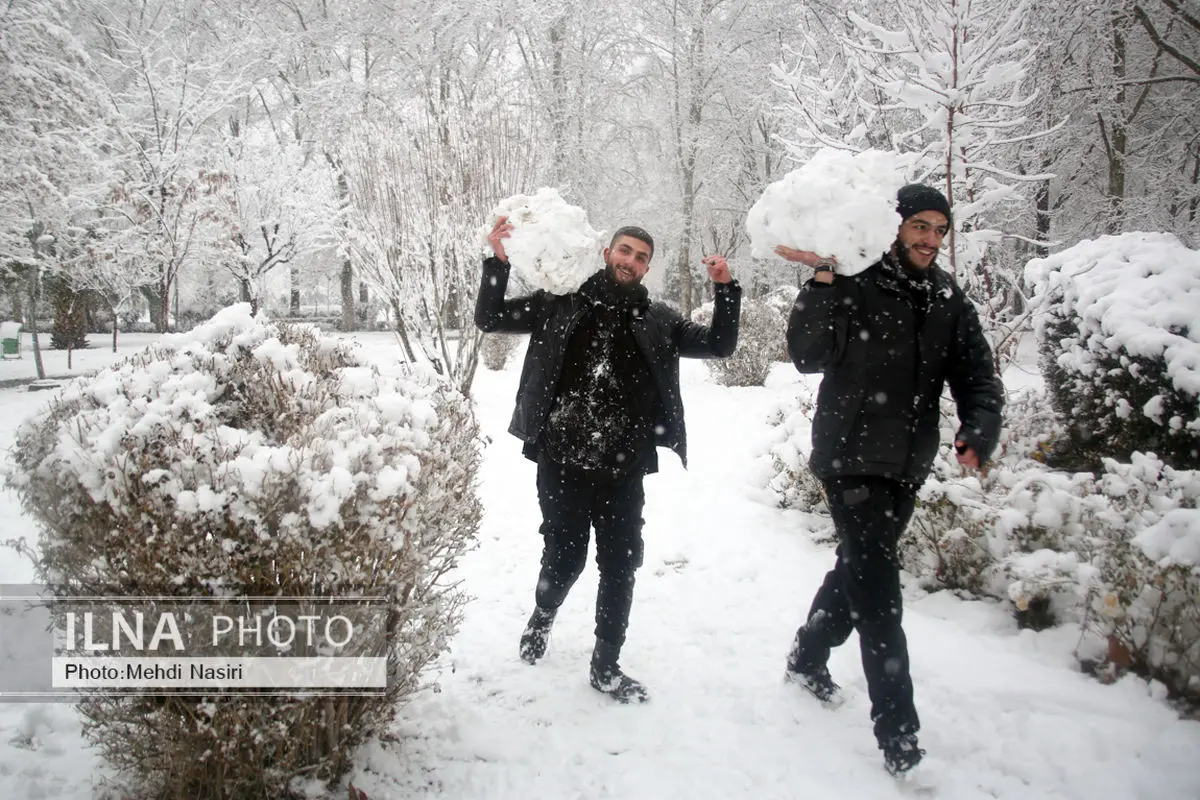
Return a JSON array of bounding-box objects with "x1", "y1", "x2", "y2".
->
[{"x1": 602, "y1": 247, "x2": 611, "y2": 261}]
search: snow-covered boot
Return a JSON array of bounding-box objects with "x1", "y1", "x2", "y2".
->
[
  {"x1": 518, "y1": 606, "x2": 557, "y2": 664},
  {"x1": 785, "y1": 628, "x2": 843, "y2": 706},
  {"x1": 589, "y1": 639, "x2": 649, "y2": 703},
  {"x1": 784, "y1": 664, "x2": 843, "y2": 706},
  {"x1": 880, "y1": 733, "x2": 925, "y2": 776}
]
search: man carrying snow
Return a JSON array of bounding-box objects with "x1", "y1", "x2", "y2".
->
[
  {"x1": 475, "y1": 220, "x2": 741, "y2": 703},
  {"x1": 775, "y1": 184, "x2": 1003, "y2": 774}
]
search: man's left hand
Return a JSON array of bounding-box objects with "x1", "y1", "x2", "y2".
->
[
  {"x1": 955, "y1": 441, "x2": 981, "y2": 469},
  {"x1": 703, "y1": 254, "x2": 732, "y2": 284}
]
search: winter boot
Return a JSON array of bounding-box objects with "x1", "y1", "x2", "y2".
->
[
  {"x1": 518, "y1": 606, "x2": 557, "y2": 664},
  {"x1": 589, "y1": 639, "x2": 649, "y2": 704},
  {"x1": 784, "y1": 664, "x2": 844, "y2": 706},
  {"x1": 880, "y1": 732, "x2": 925, "y2": 776},
  {"x1": 785, "y1": 628, "x2": 843, "y2": 706}
]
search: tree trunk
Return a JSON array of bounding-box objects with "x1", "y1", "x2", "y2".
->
[
  {"x1": 336, "y1": 170, "x2": 356, "y2": 332},
  {"x1": 159, "y1": 269, "x2": 171, "y2": 333},
  {"x1": 676, "y1": 182, "x2": 696, "y2": 315},
  {"x1": 28, "y1": 269, "x2": 45, "y2": 381},
  {"x1": 1035, "y1": 157, "x2": 1052, "y2": 259},
  {"x1": 1105, "y1": 12, "x2": 1128, "y2": 234},
  {"x1": 289, "y1": 263, "x2": 301, "y2": 315},
  {"x1": 340, "y1": 259, "x2": 355, "y2": 331},
  {"x1": 141, "y1": 285, "x2": 164, "y2": 331},
  {"x1": 549, "y1": 15, "x2": 568, "y2": 181}
]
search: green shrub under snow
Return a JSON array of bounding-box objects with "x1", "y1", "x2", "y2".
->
[
  {"x1": 692, "y1": 296, "x2": 785, "y2": 387},
  {"x1": 4, "y1": 305, "x2": 482, "y2": 798},
  {"x1": 481, "y1": 331, "x2": 523, "y2": 370},
  {"x1": 1025, "y1": 232, "x2": 1200, "y2": 471}
]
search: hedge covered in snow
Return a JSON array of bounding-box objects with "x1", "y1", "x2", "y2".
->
[
  {"x1": 1025, "y1": 232, "x2": 1200, "y2": 471},
  {"x1": 481, "y1": 331, "x2": 523, "y2": 370},
  {"x1": 692, "y1": 296, "x2": 786, "y2": 387},
  {"x1": 5, "y1": 305, "x2": 482, "y2": 798}
]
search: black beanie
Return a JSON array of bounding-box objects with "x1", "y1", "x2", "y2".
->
[{"x1": 896, "y1": 183, "x2": 952, "y2": 222}]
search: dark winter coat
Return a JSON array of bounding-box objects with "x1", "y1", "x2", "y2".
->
[
  {"x1": 475, "y1": 257, "x2": 742, "y2": 468},
  {"x1": 787, "y1": 253, "x2": 1003, "y2": 485}
]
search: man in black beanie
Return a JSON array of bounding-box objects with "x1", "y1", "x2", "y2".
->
[{"x1": 773, "y1": 183, "x2": 1003, "y2": 775}]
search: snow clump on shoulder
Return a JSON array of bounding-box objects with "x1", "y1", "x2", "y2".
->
[{"x1": 746, "y1": 148, "x2": 909, "y2": 275}]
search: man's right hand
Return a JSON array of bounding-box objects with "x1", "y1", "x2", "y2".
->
[
  {"x1": 487, "y1": 215, "x2": 513, "y2": 263},
  {"x1": 775, "y1": 245, "x2": 836, "y2": 284}
]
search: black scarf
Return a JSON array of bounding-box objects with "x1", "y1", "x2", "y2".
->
[
  {"x1": 540, "y1": 270, "x2": 655, "y2": 472},
  {"x1": 881, "y1": 251, "x2": 932, "y2": 330}
]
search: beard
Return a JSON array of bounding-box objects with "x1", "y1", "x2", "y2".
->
[
  {"x1": 893, "y1": 239, "x2": 935, "y2": 276},
  {"x1": 604, "y1": 258, "x2": 644, "y2": 287}
]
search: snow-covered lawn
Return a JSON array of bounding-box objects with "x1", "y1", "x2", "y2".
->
[{"x1": 0, "y1": 332, "x2": 1197, "y2": 799}]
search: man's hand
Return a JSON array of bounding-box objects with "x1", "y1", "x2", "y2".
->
[
  {"x1": 955, "y1": 441, "x2": 981, "y2": 469},
  {"x1": 703, "y1": 254, "x2": 732, "y2": 284},
  {"x1": 487, "y1": 215, "x2": 513, "y2": 262},
  {"x1": 775, "y1": 246, "x2": 835, "y2": 284}
]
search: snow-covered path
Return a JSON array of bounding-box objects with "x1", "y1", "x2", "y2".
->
[
  {"x1": 348, "y1": 359, "x2": 1200, "y2": 800},
  {"x1": 0, "y1": 337, "x2": 1197, "y2": 799}
]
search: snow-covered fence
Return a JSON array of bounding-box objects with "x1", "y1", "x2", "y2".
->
[
  {"x1": 4, "y1": 305, "x2": 482, "y2": 797},
  {"x1": 1026, "y1": 233, "x2": 1200, "y2": 472},
  {"x1": 692, "y1": 296, "x2": 784, "y2": 387}
]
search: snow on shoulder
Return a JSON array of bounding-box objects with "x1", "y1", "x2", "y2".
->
[
  {"x1": 746, "y1": 148, "x2": 908, "y2": 275},
  {"x1": 481, "y1": 188, "x2": 603, "y2": 295}
]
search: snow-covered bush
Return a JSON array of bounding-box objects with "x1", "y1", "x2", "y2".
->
[
  {"x1": 481, "y1": 332, "x2": 522, "y2": 371},
  {"x1": 692, "y1": 297, "x2": 783, "y2": 386},
  {"x1": 762, "y1": 285, "x2": 799, "y2": 362},
  {"x1": 1082, "y1": 456, "x2": 1200, "y2": 699},
  {"x1": 479, "y1": 187, "x2": 603, "y2": 295},
  {"x1": 4, "y1": 304, "x2": 482, "y2": 798},
  {"x1": 756, "y1": 392, "x2": 827, "y2": 514},
  {"x1": 1026, "y1": 233, "x2": 1200, "y2": 471}
]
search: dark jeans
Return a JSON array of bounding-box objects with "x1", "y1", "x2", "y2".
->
[
  {"x1": 534, "y1": 454, "x2": 646, "y2": 647},
  {"x1": 791, "y1": 475, "x2": 920, "y2": 742}
]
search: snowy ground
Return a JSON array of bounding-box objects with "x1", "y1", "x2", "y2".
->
[{"x1": 0, "y1": 332, "x2": 1198, "y2": 799}]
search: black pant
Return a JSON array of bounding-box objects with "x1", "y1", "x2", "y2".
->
[
  {"x1": 534, "y1": 454, "x2": 646, "y2": 647},
  {"x1": 792, "y1": 475, "x2": 920, "y2": 742}
]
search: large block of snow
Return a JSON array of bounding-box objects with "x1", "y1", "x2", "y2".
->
[
  {"x1": 746, "y1": 149, "x2": 909, "y2": 274},
  {"x1": 480, "y1": 188, "x2": 603, "y2": 294}
]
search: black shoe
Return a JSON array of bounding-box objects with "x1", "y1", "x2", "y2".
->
[
  {"x1": 880, "y1": 733, "x2": 925, "y2": 776},
  {"x1": 590, "y1": 639, "x2": 649, "y2": 703},
  {"x1": 518, "y1": 606, "x2": 556, "y2": 664},
  {"x1": 784, "y1": 665, "x2": 844, "y2": 706},
  {"x1": 589, "y1": 663, "x2": 649, "y2": 703}
]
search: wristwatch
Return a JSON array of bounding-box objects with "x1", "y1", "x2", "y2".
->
[{"x1": 812, "y1": 259, "x2": 836, "y2": 275}]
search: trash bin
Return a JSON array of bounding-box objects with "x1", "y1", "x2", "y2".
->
[{"x1": 1, "y1": 321, "x2": 22, "y2": 359}]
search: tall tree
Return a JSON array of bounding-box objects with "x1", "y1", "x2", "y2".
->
[
  {"x1": 0, "y1": 0, "x2": 107, "y2": 376},
  {"x1": 641, "y1": 0, "x2": 797, "y2": 312}
]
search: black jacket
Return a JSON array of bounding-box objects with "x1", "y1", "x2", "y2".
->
[
  {"x1": 475, "y1": 257, "x2": 741, "y2": 467},
  {"x1": 787, "y1": 254, "x2": 1003, "y2": 484}
]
